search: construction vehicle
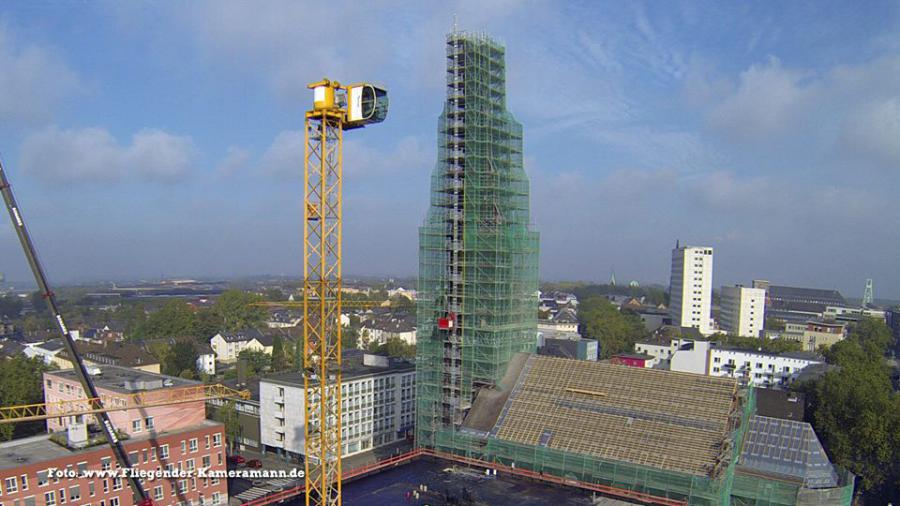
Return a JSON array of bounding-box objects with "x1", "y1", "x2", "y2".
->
[
  {"x1": 1, "y1": 162, "x2": 249, "y2": 505},
  {"x1": 301, "y1": 78, "x2": 387, "y2": 506}
]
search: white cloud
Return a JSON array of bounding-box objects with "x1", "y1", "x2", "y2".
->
[
  {"x1": 841, "y1": 97, "x2": 900, "y2": 166},
  {"x1": 20, "y1": 126, "x2": 196, "y2": 184},
  {"x1": 257, "y1": 130, "x2": 431, "y2": 179},
  {"x1": 708, "y1": 57, "x2": 814, "y2": 141},
  {"x1": 0, "y1": 25, "x2": 81, "y2": 124},
  {"x1": 216, "y1": 146, "x2": 251, "y2": 176}
]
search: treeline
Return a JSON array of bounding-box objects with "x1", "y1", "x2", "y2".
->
[
  {"x1": 798, "y1": 317, "x2": 899, "y2": 504},
  {"x1": 543, "y1": 282, "x2": 668, "y2": 307}
]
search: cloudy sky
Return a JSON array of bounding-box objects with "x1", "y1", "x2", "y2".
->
[{"x1": 0, "y1": 1, "x2": 898, "y2": 298}]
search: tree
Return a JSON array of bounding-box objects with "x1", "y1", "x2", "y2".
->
[
  {"x1": 264, "y1": 288, "x2": 286, "y2": 302},
  {"x1": 804, "y1": 317, "x2": 900, "y2": 502},
  {"x1": 342, "y1": 327, "x2": 360, "y2": 351},
  {"x1": 388, "y1": 294, "x2": 415, "y2": 313},
  {"x1": 271, "y1": 336, "x2": 289, "y2": 371},
  {"x1": 709, "y1": 333, "x2": 802, "y2": 354},
  {"x1": 237, "y1": 349, "x2": 271, "y2": 376},
  {"x1": 0, "y1": 355, "x2": 54, "y2": 441},
  {"x1": 577, "y1": 297, "x2": 646, "y2": 358},
  {"x1": 30, "y1": 291, "x2": 48, "y2": 314},
  {"x1": 366, "y1": 337, "x2": 415, "y2": 359},
  {"x1": 164, "y1": 341, "x2": 198, "y2": 377},
  {"x1": 214, "y1": 290, "x2": 266, "y2": 331},
  {"x1": 213, "y1": 400, "x2": 240, "y2": 453},
  {"x1": 135, "y1": 299, "x2": 198, "y2": 340}
]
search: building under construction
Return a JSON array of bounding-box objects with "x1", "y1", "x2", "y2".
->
[
  {"x1": 416, "y1": 30, "x2": 539, "y2": 446},
  {"x1": 414, "y1": 30, "x2": 853, "y2": 506}
]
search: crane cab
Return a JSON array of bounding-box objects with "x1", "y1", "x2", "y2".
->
[{"x1": 345, "y1": 83, "x2": 388, "y2": 129}]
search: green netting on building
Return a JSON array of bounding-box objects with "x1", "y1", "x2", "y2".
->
[
  {"x1": 416, "y1": 31, "x2": 539, "y2": 448},
  {"x1": 731, "y1": 466, "x2": 854, "y2": 506}
]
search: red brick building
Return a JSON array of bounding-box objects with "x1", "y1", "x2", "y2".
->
[{"x1": 0, "y1": 366, "x2": 228, "y2": 506}]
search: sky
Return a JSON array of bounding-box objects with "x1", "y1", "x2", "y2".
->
[{"x1": 0, "y1": 1, "x2": 898, "y2": 298}]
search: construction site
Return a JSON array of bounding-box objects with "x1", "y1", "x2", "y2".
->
[{"x1": 0, "y1": 26, "x2": 858, "y2": 506}]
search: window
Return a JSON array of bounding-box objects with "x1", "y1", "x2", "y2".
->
[
  {"x1": 4, "y1": 477, "x2": 17, "y2": 493},
  {"x1": 160, "y1": 444, "x2": 170, "y2": 459},
  {"x1": 153, "y1": 486, "x2": 163, "y2": 500},
  {"x1": 102, "y1": 480, "x2": 108, "y2": 494},
  {"x1": 202, "y1": 455, "x2": 211, "y2": 468},
  {"x1": 59, "y1": 487, "x2": 66, "y2": 504},
  {"x1": 212, "y1": 492, "x2": 221, "y2": 505},
  {"x1": 145, "y1": 417, "x2": 154, "y2": 430},
  {"x1": 89, "y1": 482, "x2": 95, "y2": 496},
  {"x1": 212, "y1": 433, "x2": 222, "y2": 447},
  {"x1": 178, "y1": 480, "x2": 188, "y2": 494},
  {"x1": 37, "y1": 470, "x2": 49, "y2": 487},
  {"x1": 132, "y1": 420, "x2": 142, "y2": 432},
  {"x1": 112, "y1": 478, "x2": 122, "y2": 492},
  {"x1": 142, "y1": 450, "x2": 148, "y2": 463},
  {"x1": 20, "y1": 475, "x2": 28, "y2": 491},
  {"x1": 205, "y1": 435, "x2": 210, "y2": 449},
  {"x1": 151, "y1": 448, "x2": 157, "y2": 462},
  {"x1": 44, "y1": 492, "x2": 56, "y2": 506},
  {"x1": 101, "y1": 457, "x2": 111, "y2": 471},
  {"x1": 189, "y1": 438, "x2": 198, "y2": 452},
  {"x1": 181, "y1": 440, "x2": 187, "y2": 453},
  {"x1": 110, "y1": 499, "x2": 119, "y2": 506},
  {"x1": 186, "y1": 459, "x2": 195, "y2": 472}
]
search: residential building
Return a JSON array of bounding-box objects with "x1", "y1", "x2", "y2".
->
[
  {"x1": 799, "y1": 320, "x2": 847, "y2": 352},
  {"x1": 360, "y1": 314, "x2": 417, "y2": 347},
  {"x1": 56, "y1": 341, "x2": 161, "y2": 374},
  {"x1": 196, "y1": 343, "x2": 216, "y2": 376},
  {"x1": 0, "y1": 366, "x2": 228, "y2": 506},
  {"x1": 538, "y1": 337, "x2": 598, "y2": 361},
  {"x1": 209, "y1": 329, "x2": 274, "y2": 362},
  {"x1": 260, "y1": 352, "x2": 415, "y2": 461},
  {"x1": 537, "y1": 307, "x2": 579, "y2": 334},
  {"x1": 610, "y1": 352, "x2": 654, "y2": 368},
  {"x1": 823, "y1": 305, "x2": 886, "y2": 324},
  {"x1": 635, "y1": 338, "x2": 823, "y2": 388},
  {"x1": 668, "y1": 244, "x2": 714, "y2": 335},
  {"x1": 24, "y1": 339, "x2": 68, "y2": 368},
  {"x1": 207, "y1": 378, "x2": 259, "y2": 451},
  {"x1": 720, "y1": 285, "x2": 766, "y2": 337}
]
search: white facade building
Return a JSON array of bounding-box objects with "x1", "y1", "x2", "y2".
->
[
  {"x1": 260, "y1": 353, "x2": 415, "y2": 461},
  {"x1": 720, "y1": 285, "x2": 766, "y2": 337},
  {"x1": 669, "y1": 245, "x2": 714, "y2": 336},
  {"x1": 635, "y1": 338, "x2": 822, "y2": 388}
]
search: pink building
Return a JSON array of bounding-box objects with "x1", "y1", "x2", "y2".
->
[{"x1": 0, "y1": 366, "x2": 228, "y2": 506}]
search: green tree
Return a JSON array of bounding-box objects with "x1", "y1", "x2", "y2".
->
[
  {"x1": 135, "y1": 299, "x2": 198, "y2": 340},
  {"x1": 30, "y1": 291, "x2": 48, "y2": 314},
  {"x1": 0, "y1": 356, "x2": 54, "y2": 440},
  {"x1": 164, "y1": 341, "x2": 198, "y2": 377},
  {"x1": 366, "y1": 337, "x2": 415, "y2": 359},
  {"x1": 577, "y1": 297, "x2": 646, "y2": 358},
  {"x1": 271, "y1": 336, "x2": 289, "y2": 371},
  {"x1": 264, "y1": 288, "x2": 286, "y2": 302},
  {"x1": 237, "y1": 349, "x2": 271, "y2": 376},
  {"x1": 213, "y1": 400, "x2": 240, "y2": 452},
  {"x1": 388, "y1": 294, "x2": 415, "y2": 313},
  {"x1": 342, "y1": 327, "x2": 360, "y2": 351},
  {"x1": 214, "y1": 290, "x2": 266, "y2": 331},
  {"x1": 804, "y1": 317, "x2": 899, "y2": 502},
  {"x1": 115, "y1": 303, "x2": 147, "y2": 340}
]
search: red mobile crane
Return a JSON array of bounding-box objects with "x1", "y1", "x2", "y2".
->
[{"x1": 0, "y1": 161, "x2": 154, "y2": 506}]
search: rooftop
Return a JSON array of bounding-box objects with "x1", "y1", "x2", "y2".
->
[
  {"x1": 262, "y1": 351, "x2": 414, "y2": 387},
  {"x1": 738, "y1": 415, "x2": 839, "y2": 488},
  {"x1": 48, "y1": 364, "x2": 198, "y2": 394},
  {"x1": 0, "y1": 420, "x2": 222, "y2": 471},
  {"x1": 488, "y1": 354, "x2": 740, "y2": 477}
]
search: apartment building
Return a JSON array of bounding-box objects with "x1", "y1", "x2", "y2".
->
[
  {"x1": 669, "y1": 244, "x2": 714, "y2": 335},
  {"x1": 0, "y1": 366, "x2": 228, "y2": 506},
  {"x1": 720, "y1": 285, "x2": 766, "y2": 337},
  {"x1": 259, "y1": 352, "x2": 415, "y2": 461}
]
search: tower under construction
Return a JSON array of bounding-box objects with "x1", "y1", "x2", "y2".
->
[{"x1": 416, "y1": 30, "x2": 539, "y2": 449}]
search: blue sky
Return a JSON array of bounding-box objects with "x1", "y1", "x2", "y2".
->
[{"x1": 0, "y1": 1, "x2": 898, "y2": 298}]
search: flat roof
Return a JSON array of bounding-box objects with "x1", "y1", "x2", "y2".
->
[
  {"x1": 0, "y1": 420, "x2": 221, "y2": 471},
  {"x1": 262, "y1": 354, "x2": 414, "y2": 387},
  {"x1": 48, "y1": 365, "x2": 198, "y2": 394}
]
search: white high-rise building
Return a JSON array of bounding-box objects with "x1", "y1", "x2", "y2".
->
[
  {"x1": 720, "y1": 285, "x2": 766, "y2": 337},
  {"x1": 669, "y1": 244, "x2": 714, "y2": 335}
]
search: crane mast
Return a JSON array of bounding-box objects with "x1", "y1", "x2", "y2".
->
[
  {"x1": 301, "y1": 79, "x2": 387, "y2": 506},
  {"x1": 0, "y1": 161, "x2": 153, "y2": 506}
]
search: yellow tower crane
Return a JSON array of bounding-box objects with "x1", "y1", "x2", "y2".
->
[{"x1": 301, "y1": 78, "x2": 387, "y2": 506}]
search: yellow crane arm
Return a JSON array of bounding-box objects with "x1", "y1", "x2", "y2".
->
[{"x1": 0, "y1": 384, "x2": 250, "y2": 424}]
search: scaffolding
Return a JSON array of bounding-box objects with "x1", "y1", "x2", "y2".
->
[{"x1": 416, "y1": 30, "x2": 539, "y2": 448}]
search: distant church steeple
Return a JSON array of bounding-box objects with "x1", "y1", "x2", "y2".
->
[{"x1": 610, "y1": 270, "x2": 617, "y2": 287}]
